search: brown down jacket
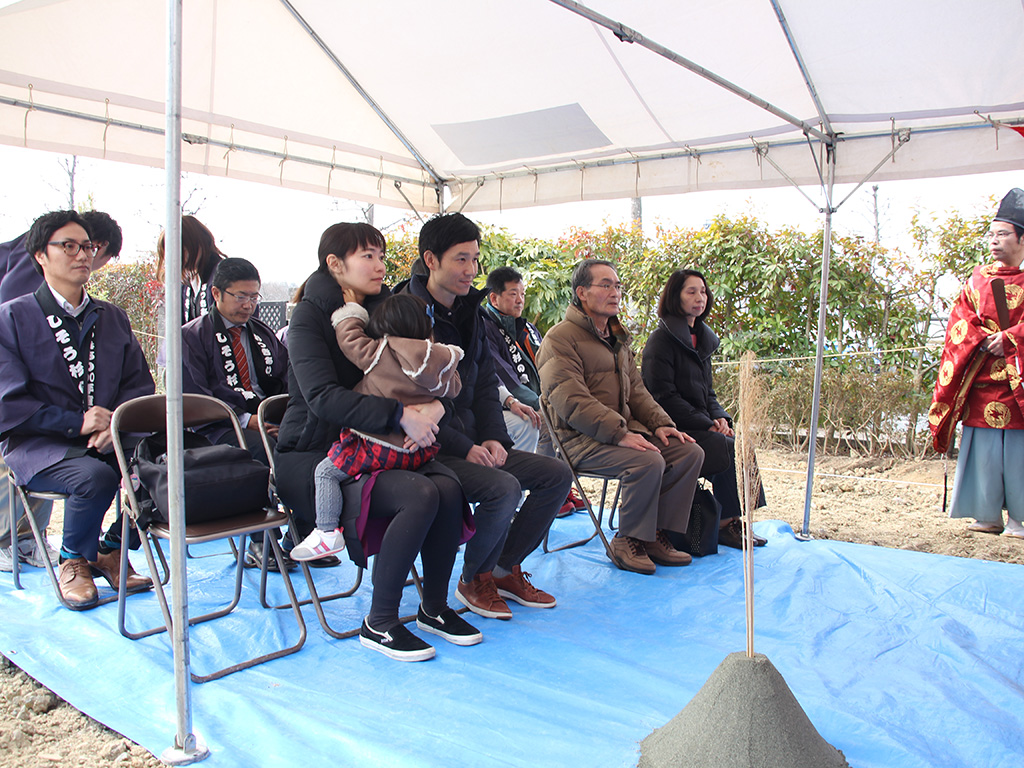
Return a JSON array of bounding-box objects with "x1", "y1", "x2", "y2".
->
[{"x1": 536, "y1": 303, "x2": 675, "y2": 458}]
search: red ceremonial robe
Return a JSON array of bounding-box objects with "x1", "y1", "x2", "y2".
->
[{"x1": 930, "y1": 263, "x2": 1024, "y2": 452}]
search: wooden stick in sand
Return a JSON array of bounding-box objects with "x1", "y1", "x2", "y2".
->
[{"x1": 735, "y1": 351, "x2": 764, "y2": 659}]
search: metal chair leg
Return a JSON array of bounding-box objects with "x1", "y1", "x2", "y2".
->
[
  {"x1": 543, "y1": 478, "x2": 617, "y2": 554},
  {"x1": 8, "y1": 476, "x2": 20, "y2": 590},
  {"x1": 18, "y1": 487, "x2": 119, "y2": 610}
]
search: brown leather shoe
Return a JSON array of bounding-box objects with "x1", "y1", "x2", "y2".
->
[
  {"x1": 646, "y1": 530, "x2": 692, "y2": 566},
  {"x1": 89, "y1": 549, "x2": 153, "y2": 593},
  {"x1": 58, "y1": 558, "x2": 99, "y2": 610},
  {"x1": 455, "y1": 572, "x2": 513, "y2": 619},
  {"x1": 608, "y1": 535, "x2": 656, "y2": 575},
  {"x1": 719, "y1": 518, "x2": 767, "y2": 549}
]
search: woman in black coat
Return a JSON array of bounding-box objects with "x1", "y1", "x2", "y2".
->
[
  {"x1": 275, "y1": 222, "x2": 479, "y2": 661},
  {"x1": 641, "y1": 269, "x2": 766, "y2": 549}
]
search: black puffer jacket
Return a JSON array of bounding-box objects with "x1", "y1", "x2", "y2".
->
[
  {"x1": 641, "y1": 315, "x2": 730, "y2": 432},
  {"x1": 397, "y1": 274, "x2": 511, "y2": 458},
  {"x1": 276, "y1": 269, "x2": 401, "y2": 455}
]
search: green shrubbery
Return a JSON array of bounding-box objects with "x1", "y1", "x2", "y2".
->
[
  {"x1": 389, "y1": 201, "x2": 994, "y2": 457},
  {"x1": 102, "y1": 200, "x2": 995, "y2": 459}
]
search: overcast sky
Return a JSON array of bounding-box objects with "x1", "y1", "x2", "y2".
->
[{"x1": 0, "y1": 143, "x2": 1018, "y2": 289}]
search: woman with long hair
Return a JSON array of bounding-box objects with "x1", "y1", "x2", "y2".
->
[
  {"x1": 274, "y1": 222, "x2": 479, "y2": 661},
  {"x1": 156, "y1": 215, "x2": 226, "y2": 325},
  {"x1": 641, "y1": 268, "x2": 767, "y2": 549}
]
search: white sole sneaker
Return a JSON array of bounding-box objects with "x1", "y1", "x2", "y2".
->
[
  {"x1": 291, "y1": 528, "x2": 346, "y2": 562},
  {"x1": 359, "y1": 621, "x2": 435, "y2": 662},
  {"x1": 455, "y1": 587, "x2": 513, "y2": 620},
  {"x1": 416, "y1": 608, "x2": 483, "y2": 646}
]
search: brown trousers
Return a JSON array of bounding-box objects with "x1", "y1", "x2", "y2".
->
[{"x1": 567, "y1": 435, "x2": 704, "y2": 541}]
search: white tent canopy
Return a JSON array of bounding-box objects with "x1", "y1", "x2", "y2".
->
[
  {"x1": 2, "y1": 0, "x2": 1023, "y2": 216},
  {"x1": 3, "y1": 0, "x2": 1024, "y2": 759}
]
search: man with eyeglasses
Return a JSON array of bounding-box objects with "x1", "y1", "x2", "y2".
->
[
  {"x1": 180, "y1": 257, "x2": 297, "y2": 570},
  {"x1": 481, "y1": 266, "x2": 584, "y2": 516},
  {"x1": 181, "y1": 257, "x2": 287, "y2": 458},
  {"x1": 0, "y1": 210, "x2": 124, "y2": 575},
  {"x1": 537, "y1": 258, "x2": 704, "y2": 575},
  {"x1": 0, "y1": 210, "x2": 154, "y2": 607},
  {"x1": 931, "y1": 188, "x2": 1024, "y2": 540}
]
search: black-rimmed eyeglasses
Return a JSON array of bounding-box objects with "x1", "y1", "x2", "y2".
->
[{"x1": 48, "y1": 240, "x2": 97, "y2": 257}]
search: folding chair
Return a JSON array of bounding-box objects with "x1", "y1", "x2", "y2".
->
[
  {"x1": 8, "y1": 476, "x2": 125, "y2": 609},
  {"x1": 111, "y1": 393, "x2": 306, "y2": 682},
  {"x1": 257, "y1": 395, "x2": 368, "y2": 638},
  {"x1": 257, "y1": 395, "x2": 435, "y2": 640},
  {"x1": 6, "y1": 474, "x2": 30, "y2": 590},
  {"x1": 538, "y1": 397, "x2": 616, "y2": 557}
]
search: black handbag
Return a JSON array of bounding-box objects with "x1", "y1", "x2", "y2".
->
[
  {"x1": 668, "y1": 485, "x2": 722, "y2": 557},
  {"x1": 131, "y1": 432, "x2": 270, "y2": 529}
]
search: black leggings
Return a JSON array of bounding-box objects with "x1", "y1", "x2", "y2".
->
[{"x1": 365, "y1": 469, "x2": 464, "y2": 631}]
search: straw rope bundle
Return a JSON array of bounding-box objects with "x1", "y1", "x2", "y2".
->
[{"x1": 735, "y1": 350, "x2": 765, "y2": 658}]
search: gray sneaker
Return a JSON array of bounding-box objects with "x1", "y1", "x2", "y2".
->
[
  {"x1": 0, "y1": 537, "x2": 57, "y2": 571},
  {"x1": 22, "y1": 537, "x2": 59, "y2": 568}
]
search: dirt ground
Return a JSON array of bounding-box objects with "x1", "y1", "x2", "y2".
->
[{"x1": 2, "y1": 447, "x2": 1022, "y2": 766}]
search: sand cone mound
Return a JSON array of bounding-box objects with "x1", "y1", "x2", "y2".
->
[{"x1": 639, "y1": 652, "x2": 848, "y2": 768}]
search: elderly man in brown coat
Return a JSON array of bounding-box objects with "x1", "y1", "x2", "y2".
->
[{"x1": 536, "y1": 258, "x2": 704, "y2": 574}]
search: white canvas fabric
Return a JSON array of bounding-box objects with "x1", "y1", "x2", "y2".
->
[{"x1": 1, "y1": 0, "x2": 1022, "y2": 212}]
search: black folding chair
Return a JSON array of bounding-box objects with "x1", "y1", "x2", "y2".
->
[
  {"x1": 257, "y1": 395, "x2": 370, "y2": 638},
  {"x1": 111, "y1": 393, "x2": 306, "y2": 682},
  {"x1": 258, "y1": 395, "x2": 449, "y2": 639}
]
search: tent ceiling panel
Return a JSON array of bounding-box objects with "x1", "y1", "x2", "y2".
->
[{"x1": 0, "y1": 0, "x2": 1021, "y2": 214}]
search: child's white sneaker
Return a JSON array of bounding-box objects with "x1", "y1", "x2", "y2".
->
[{"x1": 292, "y1": 528, "x2": 346, "y2": 561}]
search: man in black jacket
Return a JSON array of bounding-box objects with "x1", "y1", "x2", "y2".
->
[{"x1": 399, "y1": 214, "x2": 571, "y2": 620}]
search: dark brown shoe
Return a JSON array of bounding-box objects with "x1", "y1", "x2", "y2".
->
[
  {"x1": 646, "y1": 530, "x2": 692, "y2": 566},
  {"x1": 608, "y1": 535, "x2": 656, "y2": 575},
  {"x1": 719, "y1": 518, "x2": 767, "y2": 550},
  {"x1": 58, "y1": 558, "x2": 99, "y2": 610},
  {"x1": 89, "y1": 550, "x2": 153, "y2": 593}
]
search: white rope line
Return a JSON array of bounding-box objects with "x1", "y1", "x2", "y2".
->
[
  {"x1": 715, "y1": 343, "x2": 942, "y2": 367},
  {"x1": 760, "y1": 465, "x2": 943, "y2": 489}
]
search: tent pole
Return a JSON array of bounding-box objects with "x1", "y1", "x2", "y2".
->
[
  {"x1": 799, "y1": 148, "x2": 836, "y2": 540},
  {"x1": 161, "y1": 0, "x2": 207, "y2": 763}
]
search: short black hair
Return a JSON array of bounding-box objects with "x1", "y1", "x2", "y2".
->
[
  {"x1": 658, "y1": 269, "x2": 712, "y2": 321},
  {"x1": 25, "y1": 210, "x2": 91, "y2": 275},
  {"x1": 570, "y1": 258, "x2": 616, "y2": 307},
  {"x1": 486, "y1": 266, "x2": 523, "y2": 297},
  {"x1": 80, "y1": 211, "x2": 122, "y2": 257},
  {"x1": 366, "y1": 293, "x2": 433, "y2": 340},
  {"x1": 212, "y1": 257, "x2": 261, "y2": 291},
  {"x1": 418, "y1": 212, "x2": 480, "y2": 261},
  {"x1": 317, "y1": 222, "x2": 386, "y2": 273}
]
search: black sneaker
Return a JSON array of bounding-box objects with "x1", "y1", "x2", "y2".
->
[
  {"x1": 243, "y1": 540, "x2": 297, "y2": 572},
  {"x1": 416, "y1": 606, "x2": 483, "y2": 646},
  {"x1": 305, "y1": 553, "x2": 341, "y2": 568},
  {"x1": 359, "y1": 619, "x2": 435, "y2": 662}
]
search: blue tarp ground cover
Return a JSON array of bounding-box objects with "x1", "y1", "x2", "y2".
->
[{"x1": 1, "y1": 518, "x2": 1022, "y2": 767}]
